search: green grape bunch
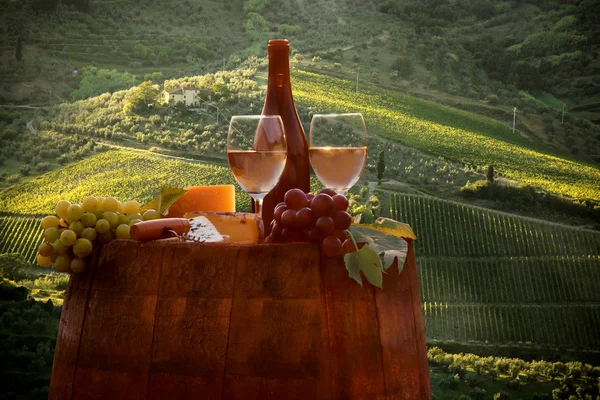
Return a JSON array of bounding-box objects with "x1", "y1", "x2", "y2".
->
[{"x1": 37, "y1": 196, "x2": 159, "y2": 274}]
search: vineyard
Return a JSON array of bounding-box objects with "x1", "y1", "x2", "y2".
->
[
  {"x1": 0, "y1": 215, "x2": 45, "y2": 263},
  {"x1": 0, "y1": 149, "x2": 251, "y2": 215},
  {"x1": 390, "y1": 193, "x2": 600, "y2": 351},
  {"x1": 293, "y1": 70, "x2": 600, "y2": 201}
]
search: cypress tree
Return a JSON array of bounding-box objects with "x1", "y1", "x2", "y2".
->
[
  {"x1": 377, "y1": 150, "x2": 385, "y2": 183},
  {"x1": 15, "y1": 36, "x2": 22, "y2": 61},
  {"x1": 487, "y1": 165, "x2": 495, "y2": 184}
]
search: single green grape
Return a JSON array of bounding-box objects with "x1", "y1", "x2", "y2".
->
[
  {"x1": 122, "y1": 200, "x2": 141, "y2": 215},
  {"x1": 116, "y1": 201, "x2": 123, "y2": 214},
  {"x1": 93, "y1": 210, "x2": 104, "y2": 220},
  {"x1": 82, "y1": 196, "x2": 99, "y2": 213},
  {"x1": 60, "y1": 229, "x2": 77, "y2": 246},
  {"x1": 67, "y1": 204, "x2": 84, "y2": 221},
  {"x1": 37, "y1": 254, "x2": 53, "y2": 267},
  {"x1": 82, "y1": 212, "x2": 97, "y2": 228},
  {"x1": 44, "y1": 227, "x2": 61, "y2": 244},
  {"x1": 95, "y1": 219, "x2": 110, "y2": 233},
  {"x1": 118, "y1": 214, "x2": 130, "y2": 226},
  {"x1": 115, "y1": 224, "x2": 131, "y2": 239},
  {"x1": 53, "y1": 239, "x2": 68, "y2": 255},
  {"x1": 69, "y1": 221, "x2": 85, "y2": 236},
  {"x1": 143, "y1": 209, "x2": 160, "y2": 221},
  {"x1": 73, "y1": 238, "x2": 93, "y2": 258},
  {"x1": 102, "y1": 212, "x2": 119, "y2": 229},
  {"x1": 128, "y1": 213, "x2": 143, "y2": 221},
  {"x1": 128, "y1": 218, "x2": 142, "y2": 226},
  {"x1": 41, "y1": 215, "x2": 60, "y2": 230},
  {"x1": 55, "y1": 200, "x2": 71, "y2": 220},
  {"x1": 70, "y1": 257, "x2": 87, "y2": 273},
  {"x1": 102, "y1": 197, "x2": 118, "y2": 213},
  {"x1": 38, "y1": 242, "x2": 54, "y2": 257},
  {"x1": 54, "y1": 254, "x2": 72, "y2": 273},
  {"x1": 80, "y1": 227, "x2": 97, "y2": 242}
]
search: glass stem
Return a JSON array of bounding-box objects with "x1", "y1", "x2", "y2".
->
[{"x1": 254, "y1": 198, "x2": 263, "y2": 216}]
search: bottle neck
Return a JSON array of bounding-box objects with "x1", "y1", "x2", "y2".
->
[{"x1": 267, "y1": 47, "x2": 291, "y2": 91}]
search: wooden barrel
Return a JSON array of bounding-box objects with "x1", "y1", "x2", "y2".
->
[{"x1": 50, "y1": 240, "x2": 431, "y2": 400}]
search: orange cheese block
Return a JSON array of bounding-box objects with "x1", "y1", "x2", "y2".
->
[
  {"x1": 167, "y1": 185, "x2": 235, "y2": 217},
  {"x1": 184, "y1": 211, "x2": 264, "y2": 244}
]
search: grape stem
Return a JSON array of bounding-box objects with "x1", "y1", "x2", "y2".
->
[{"x1": 346, "y1": 229, "x2": 359, "y2": 253}]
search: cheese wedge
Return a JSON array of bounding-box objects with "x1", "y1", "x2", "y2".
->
[
  {"x1": 187, "y1": 216, "x2": 225, "y2": 243},
  {"x1": 184, "y1": 212, "x2": 264, "y2": 244}
]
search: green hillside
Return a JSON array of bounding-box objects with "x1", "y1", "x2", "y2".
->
[
  {"x1": 390, "y1": 193, "x2": 600, "y2": 353},
  {"x1": 293, "y1": 70, "x2": 600, "y2": 201}
]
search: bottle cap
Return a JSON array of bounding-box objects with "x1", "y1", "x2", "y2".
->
[{"x1": 268, "y1": 39, "x2": 289, "y2": 49}]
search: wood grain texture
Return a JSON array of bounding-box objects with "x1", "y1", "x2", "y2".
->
[
  {"x1": 49, "y1": 250, "x2": 99, "y2": 400},
  {"x1": 223, "y1": 243, "x2": 331, "y2": 400},
  {"x1": 375, "y1": 240, "x2": 432, "y2": 400},
  {"x1": 50, "y1": 240, "x2": 431, "y2": 400},
  {"x1": 321, "y1": 252, "x2": 388, "y2": 399}
]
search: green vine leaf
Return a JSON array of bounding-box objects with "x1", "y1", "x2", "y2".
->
[
  {"x1": 349, "y1": 224, "x2": 409, "y2": 274},
  {"x1": 344, "y1": 241, "x2": 384, "y2": 288},
  {"x1": 141, "y1": 187, "x2": 187, "y2": 216}
]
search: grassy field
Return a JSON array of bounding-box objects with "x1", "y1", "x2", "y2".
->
[{"x1": 292, "y1": 70, "x2": 600, "y2": 201}]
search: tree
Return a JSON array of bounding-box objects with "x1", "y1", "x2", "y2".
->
[
  {"x1": 391, "y1": 56, "x2": 415, "y2": 78},
  {"x1": 123, "y1": 81, "x2": 160, "y2": 114},
  {"x1": 487, "y1": 165, "x2": 494, "y2": 184},
  {"x1": 15, "y1": 36, "x2": 22, "y2": 61},
  {"x1": 377, "y1": 150, "x2": 385, "y2": 183}
]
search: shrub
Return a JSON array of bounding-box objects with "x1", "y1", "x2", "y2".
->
[
  {"x1": 438, "y1": 376, "x2": 459, "y2": 390},
  {"x1": 35, "y1": 162, "x2": 50, "y2": 173},
  {"x1": 19, "y1": 164, "x2": 31, "y2": 176},
  {"x1": 493, "y1": 391, "x2": 510, "y2": 400},
  {"x1": 6, "y1": 174, "x2": 20, "y2": 183},
  {"x1": 465, "y1": 375, "x2": 484, "y2": 388},
  {"x1": 506, "y1": 379, "x2": 520, "y2": 391},
  {"x1": 469, "y1": 388, "x2": 486, "y2": 400},
  {"x1": 485, "y1": 94, "x2": 499, "y2": 104}
]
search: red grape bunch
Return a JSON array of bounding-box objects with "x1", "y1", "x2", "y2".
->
[{"x1": 265, "y1": 188, "x2": 352, "y2": 257}]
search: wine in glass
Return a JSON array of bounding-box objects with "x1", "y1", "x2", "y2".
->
[
  {"x1": 227, "y1": 115, "x2": 287, "y2": 216},
  {"x1": 309, "y1": 113, "x2": 368, "y2": 195}
]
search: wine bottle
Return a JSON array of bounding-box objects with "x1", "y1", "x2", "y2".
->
[{"x1": 258, "y1": 39, "x2": 310, "y2": 233}]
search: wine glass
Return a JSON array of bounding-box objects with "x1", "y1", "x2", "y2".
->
[
  {"x1": 309, "y1": 113, "x2": 368, "y2": 195},
  {"x1": 227, "y1": 115, "x2": 287, "y2": 216}
]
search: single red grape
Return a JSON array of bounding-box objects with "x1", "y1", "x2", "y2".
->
[
  {"x1": 276, "y1": 202, "x2": 286, "y2": 209},
  {"x1": 272, "y1": 222, "x2": 283, "y2": 239},
  {"x1": 296, "y1": 207, "x2": 316, "y2": 229},
  {"x1": 322, "y1": 235, "x2": 343, "y2": 257},
  {"x1": 333, "y1": 210, "x2": 352, "y2": 230},
  {"x1": 319, "y1": 188, "x2": 337, "y2": 196},
  {"x1": 306, "y1": 227, "x2": 322, "y2": 243},
  {"x1": 334, "y1": 229, "x2": 348, "y2": 242},
  {"x1": 310, "y1": 194, "x2": 334, "y2": 217},
  {"x1": 306, "y1": 193, "x2": 315, "y2": 202},
  {"x1": 284, "y1": 188, "x2": 308, "y2": 210},
  {"x1": 315, "y1": 216, "x2": 335, "y2": 235},
  {"x1": 281, "y1": 228, "x2": 303, "y2": 243},
  {"x1": 274, "y1": 205, "x2": 287, "y2": 223},
  {"x1": 281, "y1": 209, "x2": 298, "y2": 228},
  {"x1": 332, "y1": 194, "x2": 349, "y2": 211},
  {"x1": 264, "y1": 235, "x2": 273, "y2": 243}
]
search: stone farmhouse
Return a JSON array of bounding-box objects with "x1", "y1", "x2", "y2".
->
[{"x1": 163, "y1": 87, "x2": 211, "y2": 107}]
